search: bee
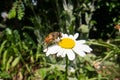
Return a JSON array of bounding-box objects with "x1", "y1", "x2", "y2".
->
[
  {"x1": 114, "y1": 24, "x2": 120, "y2": 32},
  {"x1": 44, "y1": 32, "x2": 62, "y2": 45},
  {"x1": 114, "y1": 24, "x2": 120, "y2": 29}
]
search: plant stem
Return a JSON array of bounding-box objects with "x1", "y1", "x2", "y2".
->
[
  {"x1": 65, "y1": 55, "x2": 68, "y2": 80},
  {"x1": 100, "y1": 51, "x2": 113, "y2": 63}
]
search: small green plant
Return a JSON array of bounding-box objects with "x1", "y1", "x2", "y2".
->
[{"x1": 8, "y1": 0, "x2": 25, "y2": 20}]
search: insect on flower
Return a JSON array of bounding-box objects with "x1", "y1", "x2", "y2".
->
[
  {"x1": 43, "y1": 33, "x2": 93, "y2": 60},
  {"x1": 44, "y1": 32, "x2": 62, "y2": 46},
  {"x1": 114, "y1": 24, "x2": 120, "y2": 31}
]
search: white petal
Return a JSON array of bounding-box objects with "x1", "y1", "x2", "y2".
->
[
  {"x1": 57, "y1": 48, "x2": 64, "y2": 57},
  {"x1": 69, "y1": 35, "x2": 74, "y2": 39},
  {"x1": 78, "y1": 51, "x2": 86, "y2": 57},
  {"x1": 61, "y1": 49, "x2": 67, "y2": 57},
  {"x1": 43, "y1": 48, "x2": 47, "y2": 52},
  {"x1": 61, "y1": 33, "x2": 64, "y2": 36},
  {"x1": 76, "y1": 40, "x2": 86, "y2": 44},
  {"x1": 66, "y1": 49, "x2": 75, "y2": 60},
  {"x1": 62, "y1": 34, "x2": 68, "y2": 38},
  {"x1": 77, "y1": 44, "x2": 92, "y2": 52},
  {"x1": 46, "y1": 45, "x2": 60, "y2": 56},
  {"x1": 73, "y1": 33, "x2": 79, "y2": 39},
  {"x1": 76, "y1": 41, "x2": 92, "y2": 52},
  {"x1": 73, "y1": 45, "x2": 86, "y2": 57}
]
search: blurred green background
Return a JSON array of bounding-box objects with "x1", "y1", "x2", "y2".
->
[{"x1": 0, "y1": 0, "x2": 120, "y2": 80}]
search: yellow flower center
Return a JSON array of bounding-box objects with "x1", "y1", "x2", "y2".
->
[{"x1": 58, "y1": 38, "x2": 75, "y2": 49}]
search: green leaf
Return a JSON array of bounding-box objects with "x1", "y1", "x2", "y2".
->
[
  {"x1": 22, "y1": 42, "x2": 28, "y2": 50},
  {"x1": 6, "y1": 56, "x2": 13, "y2": 71},
  {"x1": 8, "y1": 2, "x2": 17, "y2": 19},
  {"x1": 8, "y1": 7, "x2": 16, "y2": 19},
  {"x1": 39, "y1": 68, "x2": 48, "y2": 79},
  {"x1": 2, "y1": 50, "x2": 8, "y2": 66},
  {"x1": 11, "y1": 56, "x2": 20, "y2": 68},
  {"x1": 0, "y1": 71, "x2": 10, "y2": 78},
  {"x1": 13, "y1": 47, "x2": 19, "y2": 55},
  {"x1": 78, "y1": 24, "x2": 89, "y2": 33},
  {"x1": 78, "y1": 74, "x2": 88, "y2": 80},
  {"x1": 17, "y1": 3, "x2": 25, "y2": 20},
  {"x1": 85, "y1": 65, "x2": 95, "y2": 71},
  {"x1": 0, "y1": 40, "x2": 7, "y2": 55}
]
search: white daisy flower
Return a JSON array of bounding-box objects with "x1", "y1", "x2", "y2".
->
[{"x1": 43, "y1": 33, "x2": 92, "y2": 60}]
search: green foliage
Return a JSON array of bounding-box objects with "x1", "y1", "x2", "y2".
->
[
  {"x1": 8, "y1": 1, "x2": 25, "y2": 20},
  {"x1": 11, "y1": 56, "x2": 20, "y2": 68},
  {"x1": 8, "y1": 2, "x2": 17, "y2": 19},
  {"x1": 0, "y1": 28, "x2": 44, "y2": 79},
  {"x1": 0, "y1": 0, "x2": 120, "y2": 80}
]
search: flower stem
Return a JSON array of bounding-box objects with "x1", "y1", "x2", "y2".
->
[{"x1": 65, "y1": 55, "x2": 68, "y2": 80}]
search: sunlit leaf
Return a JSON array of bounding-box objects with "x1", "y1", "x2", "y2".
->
[
  {"x1": 0, "y1": 40, "x2": 7, "y2": 55},
  {"x1": 11, "y1": 56, "x2": 20, "y2": 68},
  {"x1": 6, "y1": 56, "x2": 13, "y2": 71},
  {"x1": 2, "y1": 50, "x2": 8, "y2": 67}
]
